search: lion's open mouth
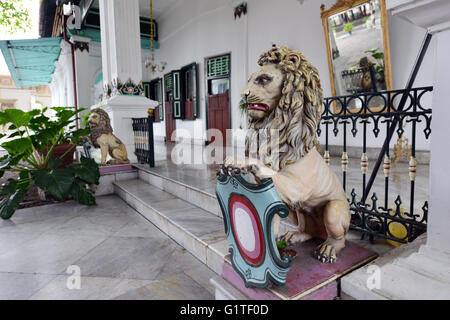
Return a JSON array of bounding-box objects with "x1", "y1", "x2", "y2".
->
[{"x1": 248, "y1": 103, "x2": 269, "y2": 112}]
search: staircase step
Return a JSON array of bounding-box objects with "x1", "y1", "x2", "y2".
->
[
  {"x1": 113, "y1": 179, "x2": 229, "y2": 275},
  {"x1": 135, "y1": 164, "x2": 222, "y2": 218}
]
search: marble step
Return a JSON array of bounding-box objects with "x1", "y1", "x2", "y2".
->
[
  {"x1": 113, "y1": 178, "x2": 229, "y2": 275},
  {"x1": 134, "y1": 164, "x2": 298, "y2": 235},
  {"x1": 135, "y1": 165, "x2": 222, "y2": 218}
]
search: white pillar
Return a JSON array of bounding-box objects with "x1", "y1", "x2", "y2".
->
[
  {"x1": 71, "y1": 35, "x2": 92, "y2": 110},
  {"x1": 341, "y1": 0, "x2": 450, "y2": 300},
  {"x1": 428, "y1": 28, "x2": 450, "y2": 253},
  {"x1": 97, "y1": 0, "x2": 157, "y2": 163}
]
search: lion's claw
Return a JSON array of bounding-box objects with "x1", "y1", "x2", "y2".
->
[{"x1": 314, "y1": 243, "x2": 337, "y2": 264}]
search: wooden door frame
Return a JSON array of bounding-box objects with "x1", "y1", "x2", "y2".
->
[{"x1": 204, "y1": 52, "x2": 232, "y2": 146}]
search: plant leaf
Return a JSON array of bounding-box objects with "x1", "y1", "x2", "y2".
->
[
  {"x1": 70, "y1": 179, "x2": 96, "y2": 206},
  {"x1": 0, "y1": 189, "x2": 25, "y2": 220},
  {"x1": 0, "y1": 178, "x2": 17, "y2": 196},
  {"x1": 31, "y1": 169, "x2": 74, "y2": 200},
  {"x1": 2, "y1": 138, "x2": 32, "y2": 155}
]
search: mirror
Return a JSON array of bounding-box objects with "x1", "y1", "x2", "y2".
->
[{"x1": 321, "y1": 0, "x2": 392, "y2": 105}]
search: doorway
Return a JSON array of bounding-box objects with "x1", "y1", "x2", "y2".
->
[{"x1": 206, "y1": 54, "x2": 231, "y2": 147}]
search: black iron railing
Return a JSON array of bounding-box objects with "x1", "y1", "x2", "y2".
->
[
  {"x1": 318, "y1": 86, "x2": 432, "y2": 244},
  {"x1": 132, "y1": 114, "x2": 155, "y2": 167}
]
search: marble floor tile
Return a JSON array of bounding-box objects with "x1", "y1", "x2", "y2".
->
[
  {"x1": 0, "y1": 232, "x2": 109, "y2": 275},
  {"x1": 114, "y1": 273, "x2": 214, "y2": 300},
  {"x1": 30, "y1": 275, "x2": 153, "y2": 300},
  {"x1": 0, "y1": 272, "x2": 56, "y2": 300},
  {"x1": 72, "y1": 236, "x2": 178, "y2": 281},
  {"x1": 112, "y1": 213, "x2": 168, "y2": 239}
]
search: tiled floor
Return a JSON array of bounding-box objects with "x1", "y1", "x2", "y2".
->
[{"x1": 0, "y1": 196, "x2": 215, "y2": 300}]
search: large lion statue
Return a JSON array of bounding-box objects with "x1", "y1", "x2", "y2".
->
[
  {"x1": 84, "y1": 108, "x2": 130, "y2": 165},
  {"x1": 225, "y1": 46, "x2": 350, "y2": 263}
]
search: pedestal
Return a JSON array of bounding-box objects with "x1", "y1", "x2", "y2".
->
[
  {"x1": 213, "y1": 238, "x2": 377, "y2": 300},
  {"x1": 94, "y1": 95, "x2": 158, "y2": 163}
]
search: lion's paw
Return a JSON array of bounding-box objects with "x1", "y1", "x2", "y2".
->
[{"x1": 314, "y1": 242, "x2": 337, "y2": 264}]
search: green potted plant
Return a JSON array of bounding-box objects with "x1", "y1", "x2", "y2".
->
[
  {"x1": 0, "y1": 107, "x2": 100, "y2": 219},
  {"x1": 344, "y1": 22, "x2": 353, "y2": 35}
]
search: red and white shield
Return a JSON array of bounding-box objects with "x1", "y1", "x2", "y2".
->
[{"x1": 229, "y1": 194, "x2": 265, "y2": 266}]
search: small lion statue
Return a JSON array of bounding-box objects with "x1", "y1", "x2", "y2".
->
[
  {"x1": 225, "y1": 46, "x2": 350, "y2": 263},
  {"x1": 84, "y1": 108, "x2": 130, "y2": 165}
]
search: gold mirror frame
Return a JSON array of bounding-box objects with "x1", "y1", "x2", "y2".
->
[{"x1": 320, "y1": 0, "x2": 393, "y2": 100}]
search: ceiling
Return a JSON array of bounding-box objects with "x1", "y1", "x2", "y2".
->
[{"x1": 91, "y1": 0, "x2": 180, "y2": 19}]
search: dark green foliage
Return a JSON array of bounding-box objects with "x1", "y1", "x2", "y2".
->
[{"x1": 0, "y1": 107, "x2": 100, "y2": 219}]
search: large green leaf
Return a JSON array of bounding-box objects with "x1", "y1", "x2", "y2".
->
[
  {"x1": 2, "y1": 138, "x2": 32, "y2": 155},
  {"x1": 70, "y1": 180, "x2": 96, "y2": 206},
  {"x1": 0, "y1": 189, "x2": 26, "y2": 220},
  {"x1": 1, "y1": 109, "x2": 34, "y2": 128},
  {"x1": 69, "y1": 157, "x2": 100, "y2": 185},
  {"x1": 0, "y1": 179, "x2": 17, "y2": 196},
  {"x1": 31, "y1": 169, "x2": 74, "y2": 200}
]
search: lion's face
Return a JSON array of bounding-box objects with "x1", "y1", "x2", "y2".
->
[
  {"x1": 241, "y1": 63, "x2": 285, "y2": 121},
  {"x1": 88, "y1": 112, "x2": 102, "y2": 128}
]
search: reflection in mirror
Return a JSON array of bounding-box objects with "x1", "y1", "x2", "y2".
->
[{"x1": 321, "y1": 0, "x2": 392, "y2": 111}]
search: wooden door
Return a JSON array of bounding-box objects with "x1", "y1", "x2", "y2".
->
[
  {"x1": 207, "y1": 89, "x2": 230, "y2": 146},
  {"x1": 165, "y1": 101, "x2": 176, "y2": 142}
]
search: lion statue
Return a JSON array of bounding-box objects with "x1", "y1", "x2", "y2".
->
[
  {"x1": 84, "y1": 108, "x2": 130, "y2": 165},
  {"x1": 225, "y1": 45, "x2": 350, "y2": 263}
]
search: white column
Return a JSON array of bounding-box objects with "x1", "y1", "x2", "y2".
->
[
  {"x1": 60, "y1": 41, "x2": 75, "y2": 107},
  {"x1": 71, "y1": 35, "x2": 92, "y2": 110},
  {"x1": 428, "y1": 28, "x2": 450, "y2": 253},
  {"x1": 97, "y1": 0, "x2": 157, "y2": 163},
  {"x1": 341, "y1": 0, "x2": 450, "y2": 300}
]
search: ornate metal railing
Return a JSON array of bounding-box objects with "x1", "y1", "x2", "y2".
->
[
  {"x1": 132, "y1": 113, "x2": 155, "y2": 168},
  {"x1": 318, "y1": 86, "x2": 432, "y2": 244}
]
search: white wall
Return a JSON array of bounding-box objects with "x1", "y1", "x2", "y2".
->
[
  {"x1": 52, "y1": 0, "x2": 436, "y2": 151},
  {"x1": 148, "y1": 0, "x2": 435, "y2": 151}
]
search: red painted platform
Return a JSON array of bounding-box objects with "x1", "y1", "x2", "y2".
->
[{"x1": 222, "y1": 238, "x2": 377, "y2": 300}]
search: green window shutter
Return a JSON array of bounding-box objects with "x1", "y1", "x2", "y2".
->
[
  {"x1": 172, "y1": 70, "x2": 183, "y2": 119},
  {"x1": 164, "y1": 73, "x2": 173, "y2": 91},
  {"x1": 207, "y1": 55, "x2": 230, "y2": 77}
]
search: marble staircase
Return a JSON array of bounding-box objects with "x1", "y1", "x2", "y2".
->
[{"x1": 113, "y1": 165, "x2": 230, "y2": 277}]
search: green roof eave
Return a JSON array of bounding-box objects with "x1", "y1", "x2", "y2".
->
[
  {"x1": 68, "y1": 28, "x2": 159, "y2": 50},
  {"x1": 0, "y1": 37, "x2": 62, "y2": 88}
]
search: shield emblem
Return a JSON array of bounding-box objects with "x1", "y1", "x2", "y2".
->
[{"x1": 216, "y1": 169, "x2": 292, "y2": 288}]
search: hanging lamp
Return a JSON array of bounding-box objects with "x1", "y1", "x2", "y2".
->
[{"x1": 145, "y1": 0, "x2": 167, "y2": 73}]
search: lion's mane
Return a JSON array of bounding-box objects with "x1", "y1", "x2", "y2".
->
[
  {"x1": 245, "y1": 46, "x2": 324, "y2": 171},
  {"x1": 89, "y1": 108, "x2": 113, "y2": 148}
]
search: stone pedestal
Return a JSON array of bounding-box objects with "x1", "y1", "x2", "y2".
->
[
  {"x1": 341, "y1": 0, "x2": 450, "y2": 300},
  {"x1": 95, "y1": 95, "x2": 158, "y2": 163},
  {"x1": 211, "y1": 238, "x2": 377, "y2": 300}
]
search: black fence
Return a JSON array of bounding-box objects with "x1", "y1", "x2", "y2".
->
[
  {"x1": 318, "y1": 86, "x2": 432, "y2": 244},
  {"x1": 131, "y1": 115, "x2": 155, "y2": 167}
]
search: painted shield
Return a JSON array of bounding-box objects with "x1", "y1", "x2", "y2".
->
[{"x1": 216, "y1": 170, "x2": 292, "y2": 288}]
